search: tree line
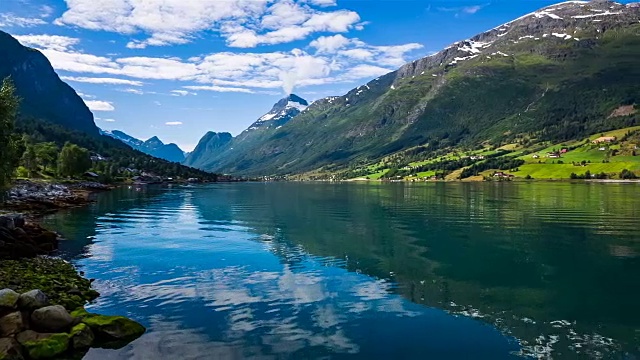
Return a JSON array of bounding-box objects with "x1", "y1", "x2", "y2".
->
[{"x1": 1, "y1": 77, "x2": 220, "y2": 193}]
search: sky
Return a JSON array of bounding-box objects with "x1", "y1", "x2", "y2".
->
[{"x1": 0, "y1": 0, "x2": 611, "y2": 151}]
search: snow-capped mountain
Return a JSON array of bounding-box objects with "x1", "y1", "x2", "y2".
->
[
  {"x1": 183, "y1": 94, "x2": 309, "y2": 170},
  {"x1": 101, "y1": 129, "x2": 186, "y2": 163},
  {"x1": 247, "y1": 94, "x2": 309, "y2": 132}
]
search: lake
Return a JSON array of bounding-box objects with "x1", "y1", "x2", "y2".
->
[{"x1": 42, "y1": 182, "x2": 640, "y2": 359}]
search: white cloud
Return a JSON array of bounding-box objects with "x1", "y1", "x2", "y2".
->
[
  {"x1": 154, "y1": 101, "x2": 162, "y2": 106},
  {"x1": 24, "y1": 31, "x2": 422, "y2": 95},
  {"x1": 55, "y1": 0, "x2": 361, "y2": 48},
  {"x1": 310, "y1": 34, "x2": 350, "y2": 53},
  {"x1": 85, "y1": 100, "x2": 115, "y2": 111},
  {"x1": 183, "y1": 85, "x2": 254, "y2": 94},
  {"x1": 165, "y1": 121, "x2": 182, "y2": 126},
  {"x1": 305, "y1": 0, "x2": 337, "y2": 7},
  {"x1": 120, "y1": 88, "x2": 144, "y2": 95},
  {"x1": 40, "y1": 5, "x2": 55, "y2": 18},
  {"x1": 13, "y1": 34, "x2": 79, "y2": 51},
  {"x1": 437, "y1": 4, "x2": 487, "y2": 16},
  {"x1": 0, "y1": 14, "x2": 47, "y2": 28},
  {"x1": 102, "y1": 118, "x2": 116, "y2": 122},
  {"x1": 170, "y1": 90, "x2": 196, "y2": 96},
  {"x1": 61, "y1": 76, "x2": 144, "y2": 86}
]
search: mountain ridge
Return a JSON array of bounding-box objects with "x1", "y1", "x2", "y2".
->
[
  {"x1": 184, "y1": 94, "x2": 308, "y2": 169},
  {"x1": 0, "y1": 30, "x2": 98, "y2": 135},
  {"x1": 186, "y1": 0, "x2": 640, "y2": 176},
  {"x1": 101, "y1": 129, "x2": 186, "y2": 163}
]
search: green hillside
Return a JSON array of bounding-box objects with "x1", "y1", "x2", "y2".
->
[{"x1": 190, "y1": 1, "x2": 640, "y2": 178}]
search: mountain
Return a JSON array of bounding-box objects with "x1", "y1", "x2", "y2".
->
[
  {"x1": 187, "y1": 0, "x2": 640, "y2": 176},
  {"x1": 184, "y1": 94, "x2": 308, "y2": 169},
  {"x1": 0, "y1": 30, "x2": 98, "y2": 135},
  {"x1": 183, "y1": 132, "x2": 232, "y2": 168},
  {"x1": 101, "y1": 129, "x2": 186, "y2": 163}
]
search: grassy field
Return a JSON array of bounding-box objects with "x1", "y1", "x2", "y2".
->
[{"x1": 343, "y1": 125, "x2": 640, "y2": 181}]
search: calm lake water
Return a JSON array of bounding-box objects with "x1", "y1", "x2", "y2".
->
[{"x1": 42, "y1": 182, "x2": 640, "y2": 359}]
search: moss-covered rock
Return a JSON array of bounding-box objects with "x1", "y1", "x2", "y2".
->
[
  {"x1": 69, "y1": 323, "x2": 94, "y2": 349},
  {"x1": 21, "y1": 333, "x2": 69, "y2": 359},
  {"x1": 0, "y1": 289, "x2": 19, "y2": 309},
  {"x1": 0, "y1": 259, "x2": 99, "y2": 310},
  {"x1": 73, "y1": 309, "x2": 145, "y2": 346}
]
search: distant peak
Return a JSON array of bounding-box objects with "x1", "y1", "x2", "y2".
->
[{"x1": 286, "y1": 94, "x2": 308, "y2": 106}]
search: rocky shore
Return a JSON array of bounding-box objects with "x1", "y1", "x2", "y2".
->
[
  {"x1": 0, "y1": 283, "x2": 145, "y2": 359},
  {"x1": 0, "y1": 181, "x2": 146, "y2": 359},
  {"x1": 2, "y1": 180, "x2": 109, "y2": 215}
]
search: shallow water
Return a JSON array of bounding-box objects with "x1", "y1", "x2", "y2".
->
[{"x1": 42, "y1": 182, "x2": 640, "y2": 359}]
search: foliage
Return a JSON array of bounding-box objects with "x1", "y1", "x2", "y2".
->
[
  {"x1": 0, "y1": 77, "x2": 23, "y2": 193},
  {"x1": 15, "y1": 117, "x2": 219, "y2": 181},
  {"x1": 460, "y1": 157, "x2": 525, "y2": 179},
  {"x1": 57, "y1": 142, "x2": 92, "y2": 178},
  {"x1": 619, "y1": 169, "x2": 638, "y2": 179},
  {"x1": 34, "y1": 142, "x2": 58, "y2": 172}
]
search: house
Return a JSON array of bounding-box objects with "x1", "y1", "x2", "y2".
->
[
  {"x1": 560, "y1": 148, "x2": 568, "y2": 154},
  {"x1": 599, "y1": 147, "x2": 607, "y2": 151},
  {"x1": 493, "y1": 172, "x2": 514, "y2": 178},
  {"x1": 532, "y1": 154, "x2": 540, "y2": 159},
  {"x1": 470, "y1": 155, "x2": 485, "y2": 160},
  {"x1": 83, "y1": 171, "x2": 99, "y2": 178},
  {"x1": 547, "y1": 152, "x2": 560, "y2": 158},
  {"x1": 592, "y1": 136, "x2": 616, "y2": 144}
]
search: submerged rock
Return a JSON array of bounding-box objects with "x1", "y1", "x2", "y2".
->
[
  {"x1": 0, "y1": 311, "x2": 24, "y2": 337},
  {"x1": 31, "y1": 306, "x2": 73, "y2": 332},
  {"x1": 0, "y1": 289, "x2": 19, "y2": 309},
  {"x1": 0, "y1": 337, "x2": 24, "y2": 360},
  {"x1": 17, "y1": 290, "x2": 48, "y2": 311}
]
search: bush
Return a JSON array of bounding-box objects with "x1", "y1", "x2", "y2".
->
[{"x1": 620, "y1": 169, "x2": 638, "y2": 179}]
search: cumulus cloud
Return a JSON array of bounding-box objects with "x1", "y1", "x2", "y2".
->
[
  {"x1": 309, "y1": 34, "x2": 350, "y2": 53},
  {"x1": 24, "y1": 31, "x2": 422, "y2": 95},
  {"x1": 54, "y1": 0, "x2": 362, "y2": 48},
  {"x1": 61, "y1": 76, "x2": 144, "y2": 86},
  {"x1": 165, "y1": 121, "x2": 183, "y2": 126},
  {"x1": 85, "y1": 100, "x2": 115, "y2": 111}
]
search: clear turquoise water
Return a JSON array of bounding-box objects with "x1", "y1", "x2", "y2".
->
[{"x1": 42, "y1": 182, "x2": 640, "y2": 359}]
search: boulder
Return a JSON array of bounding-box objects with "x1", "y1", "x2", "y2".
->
[
  {"x1": 0, "y1": 312, "x2": 24, "y2": 337},
  {"x1": 70, "y1": 323, "x2": 94, "y2": 349},
  {"x1": 16, "y1": 330, "x2": 54, "y2": 344},
  {"x1": 18, "y1": 290, "x2": 48, "y2": 311},
  {"x1": 0, "y1": 217, "x2": 15, "y2": 231},
  {"x1": 78, "y1": 312, "x2": 145, "y2": 342},
  {"x1": 0, "y1": 337, "x2": 24, "y2": 360},
  {"x1": 0, "y1": 289, "x2": 19, "y2": 309},
  {"x1": 30, "y1": 306, "x2": 73, "y2": 332},
  {"x1": 10, "y1": 215, "x2": 25, "y2": 229},
  {"x1": 18, "y1": 332, "x2": 69, "y2": 359}
]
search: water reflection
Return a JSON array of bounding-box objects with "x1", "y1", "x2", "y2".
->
[{"x1": 42, "y1": 182, "x2": 640, "y2": 359}]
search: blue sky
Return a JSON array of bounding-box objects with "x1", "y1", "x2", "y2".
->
[{"x1": 0, "y1": 0, "x2": 612, "y2": 151}]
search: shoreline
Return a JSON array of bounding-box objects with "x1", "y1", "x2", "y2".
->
[{"x1": 0, "y1": 180, "x2": 146, "y2": 360}]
